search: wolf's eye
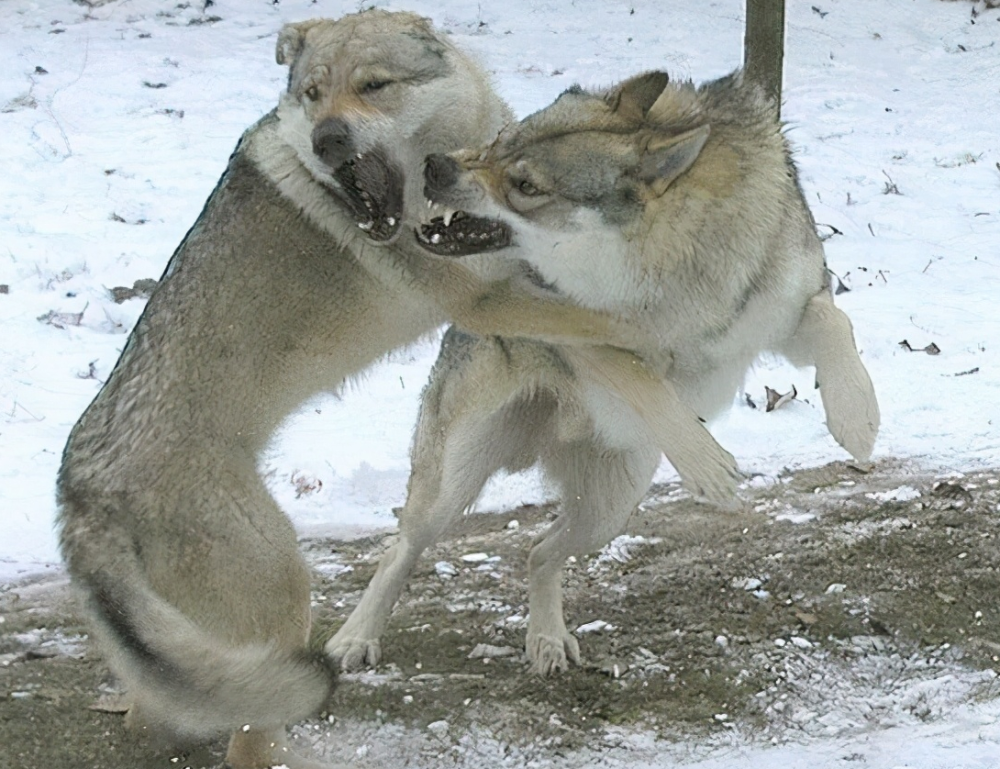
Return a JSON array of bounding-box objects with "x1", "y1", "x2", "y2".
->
[
  {"x1": 304, "y1": 85, "x2": 320, "y2": 102},
  {"x1": 517, "y1": 180, "x2": 540, "y2": 196},
  {"x1": 363, "y1": 80, "x2": 391, "y2": 93}
]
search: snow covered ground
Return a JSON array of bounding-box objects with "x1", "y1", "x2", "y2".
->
[{"x1": 0, "y1": 0, "x2": 998, "y2": 765}]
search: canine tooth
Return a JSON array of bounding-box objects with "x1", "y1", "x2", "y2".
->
[
  {"x1": 430, "y1": 233, "x2": 442, "y2": 244},
  {"x1": 443, "y1": 209, "x2": 456, "y2": 227},
  {"x1": 426, "y1": 199, "x2": 433, "y2": 209},
  {"x1": 387, "y1": 217, "x2": 396, "y2": 226}
]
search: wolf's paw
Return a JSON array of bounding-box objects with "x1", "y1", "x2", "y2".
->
[
  {"x1": 673, "y1": 437, "x2": 742, "y2": 509},
  {"x1": 820, "y1": 367, "x2": 880, "y2": 462},
  {"x1": 325, "y1": 635, "x2": 381, "y2": 672},
  {"x1": 526, "y1": 630, "x2": 581, "y2": 676}
]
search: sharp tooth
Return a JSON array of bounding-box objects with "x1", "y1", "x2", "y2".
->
[
  {"x1": 356, "y1": 153, "x2": 363, "y2": 160},
  {"x1": 430, "y1": 233, "x2": 442, "y2": 244},
  {"x1": 358, "y1": 221, "x2": 373, "y2": 231},
  {"x1": 387, "y1": 217, "x2": 396, "y2": 226},
  {"x1": 443, "y1": 209, "x2": 456, "y2": 227},
  {"x1": 426, "y1": 199, "x2": 433, "y2": 209}
]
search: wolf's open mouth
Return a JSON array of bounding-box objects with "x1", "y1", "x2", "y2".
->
[
  {"x1": 328, "y1": 149, "x2": 403, "y2": 243},
  {"x1": 414, "y1": 204, "x2": 513, "y2": 257}
]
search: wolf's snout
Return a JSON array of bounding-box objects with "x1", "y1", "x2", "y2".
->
[
  {"x1": 424, "y1": 153, "x2": 460, "y2": 199},
  {"x1": 312, "y1": 118, "x2": 355, "y2": 168}
]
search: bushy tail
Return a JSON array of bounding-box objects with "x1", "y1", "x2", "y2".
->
[{"x1": 70, "y1": 529, "x2": 334, "y2": 740}]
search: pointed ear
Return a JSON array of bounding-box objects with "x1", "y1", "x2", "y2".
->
[
  {"x1": 276, "y1": 20, "x2": 320, "y2": 67},
  {"x1": 640, "y1": 125, "x2": 710, "y2": 196},
  {"x1": 606, "y1": 71, "x2": 670, "y2": 121}
]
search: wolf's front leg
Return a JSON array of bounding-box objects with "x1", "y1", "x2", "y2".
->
[
  {"x1": 563, "y1": 346, "x2": 742, "y2": 508},
  {"x1": 781, "y1": 288, "x2": 880, "y2": 462},
  {"x1": 529, "y1": 440, "x2": 660, "y2": 675}
]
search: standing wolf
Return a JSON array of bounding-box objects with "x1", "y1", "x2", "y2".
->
[
  {"x1": 329, "y1": 71, "x2": 879, "y2": 676},
  {"x1": 54, "y1": 12, "x2": 533, "y2": 768}
]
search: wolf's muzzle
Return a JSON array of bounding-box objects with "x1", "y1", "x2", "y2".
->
[
  {"x1": 312, "y1": 117, "x2": 355, "y2": 168},
  {"x1": 424, "y1": 153, "x2": 461, "y2": 201}
]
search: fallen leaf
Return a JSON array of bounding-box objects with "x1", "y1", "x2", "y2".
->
[
  {"x1": 899, "y1": 339, "x2": 941, "y2": 355},
  {"x1": 38, "y1": 304, "x2": 87, "y2": 329},
  {"x1": 765, "y1": 385, "x2": 797, "y2": 412}
]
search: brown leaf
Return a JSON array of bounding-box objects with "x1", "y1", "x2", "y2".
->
[
  {"x1": 899, "y1": 339, "x2": 941, "y2": 355},
  {"x1": 38, "y1": 304, "x2": 88, "y2": 329},
  {"x1": 765, "y1": 385, "x2": 798, "y2": 412}
]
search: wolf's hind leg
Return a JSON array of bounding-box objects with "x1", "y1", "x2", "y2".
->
[
  {"x1": 781, "y1": 289, "x2": 880, "y2": 461},
  {"x1": 327, "y1": 334, "x2": 554, "y2": 671},
  {"x1": 325, "y1": 413, "x2": 502, "y2": 671},
  {"x1": 528, "y1": 440, "x2": 660, "y2": 676}
]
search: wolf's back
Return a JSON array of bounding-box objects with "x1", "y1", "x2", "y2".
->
[{"x1": 59, "y1": 495, "x2": 335, "y2": 740}]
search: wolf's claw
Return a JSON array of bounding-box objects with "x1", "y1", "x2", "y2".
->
[
  {"x1": 526, "y1": 630, "x2": 581, "y2": 676},
  {"x1": 325, "y1": 636, "x2": 382, "y2": 672}
]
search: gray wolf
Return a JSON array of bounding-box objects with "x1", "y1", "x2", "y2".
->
[
  {"x1": 54, "y1": 11, "x2": 555, "y2": 768},
  {"x1": 328, "y1": 70, "x2": 879, "y2": 676}
]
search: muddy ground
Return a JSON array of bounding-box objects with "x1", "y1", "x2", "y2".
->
[{"x1": 2, "y1": 461, "x2": 999, "y2": 769}]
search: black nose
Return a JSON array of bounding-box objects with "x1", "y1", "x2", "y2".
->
[
  {"x1": 424, "y1": 153, "x2": 460, "y2": 199},
  {"x1": 312, "y1": 118, "x2": 355, "y2": 168}
]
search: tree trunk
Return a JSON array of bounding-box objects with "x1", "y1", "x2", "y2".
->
[{"x1": 744, "y1": 0, "x2": 786, "y2": 116}]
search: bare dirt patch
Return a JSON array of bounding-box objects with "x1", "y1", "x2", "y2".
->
[{"x1": 2, "y1": 462, "x2": 999, "y2": 768}]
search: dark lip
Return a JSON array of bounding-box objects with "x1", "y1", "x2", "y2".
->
[
  {"x1": 414, "y1": 210, "x2": 514, "y2": 257},
  {"x1": 324, "y1": 148, "x2": 404, "y2": 243}
]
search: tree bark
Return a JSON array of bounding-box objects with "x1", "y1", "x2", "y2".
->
[{"x1": 744, "y1": 0, "x2": 786, "y2": 116}]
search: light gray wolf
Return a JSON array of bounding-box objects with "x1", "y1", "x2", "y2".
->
[
  {"x1": 53, "y1": 10, "x2": 598, "y2": 768},
  {"x1": 328, "y1": 70, "x2": 879, "y2": 676}
]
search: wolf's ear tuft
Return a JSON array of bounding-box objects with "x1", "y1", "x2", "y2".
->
[
  {"x1": 607, "y1": 71, "x2": 670, "y2": 121},
  {"x1": 276, "y1": 21, "x2": 317, "y2": 67},
  {"x1": 640, "y1": 125, "x2": 710, "y2": 196}
]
